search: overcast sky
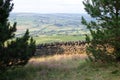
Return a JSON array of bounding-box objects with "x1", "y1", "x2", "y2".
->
[{"x1": 12, "y1": 0, "x2": 85, "y2": 13}]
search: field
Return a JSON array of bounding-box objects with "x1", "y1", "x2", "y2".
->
[
  {"x1": 34, "y1": 35, "x2": 85, "y2": 44},
  {"x1": 9, "y1": 13, "x2": 91, "y2": 37},
  {"x1": 3, "y1": 40, "x2": 120, "y2": 80},
  {"x1": 4, "y1": 54, "x2": 120, "y2": 80}
]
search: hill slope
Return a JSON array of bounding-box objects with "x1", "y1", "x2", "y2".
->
[{"x1": 9, "y1": 13, "x2": 91, "y2": 37}]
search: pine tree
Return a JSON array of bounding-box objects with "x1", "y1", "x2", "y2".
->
[
  {"x1": 0, "y1": 0, "x2": 36, "y2": 73},
  {"x1": 82, "y1": 0, "x2": 120, "y2": 62}
]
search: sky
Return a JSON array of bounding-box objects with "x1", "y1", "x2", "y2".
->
[{"x1": 12, "y1": 0, "x2": 85, "y2": 13}]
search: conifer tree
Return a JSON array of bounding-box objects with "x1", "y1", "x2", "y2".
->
[
  {"x1": 82, "y1": 0, "x2": 120, "y2": 62},
  {"x1": 0, "y1": 0, "x2": 36, "y2": 73}
]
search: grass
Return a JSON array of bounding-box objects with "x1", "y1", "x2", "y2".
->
[
  {"x1": 34, "y1": 35, "x2": 85, "y2": 44},
  {"x1": 3, "y1": 34, "x2": 119, "y2": 80},
  {"x1": 3, "y1": 54, "x2": 120, "y2": 80}
]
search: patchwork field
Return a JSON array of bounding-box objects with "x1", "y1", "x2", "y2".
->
[{"x1": 9, "y1": 13, "x2": 91, "y2": 37}]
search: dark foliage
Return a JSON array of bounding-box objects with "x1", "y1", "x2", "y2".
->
[
  {"x1": 82, "y1": 0, "x2": 120, "y2": 62},
  {"x1": 0, "y1": 0, "x2": 36, "y2": 74}
]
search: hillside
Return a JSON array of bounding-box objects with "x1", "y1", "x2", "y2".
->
[{"x1": 9, "y1": 13, "x2": 92, "y2": 37}]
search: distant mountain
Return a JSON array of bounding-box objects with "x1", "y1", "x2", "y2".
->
[{"x1": 9, "y1": 13, "x2": 93, "y2": 36}]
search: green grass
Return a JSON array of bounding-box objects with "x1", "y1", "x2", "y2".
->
[
  {"x1": 3, "y1": 54, "x2": 120, "y2": 80},
  {"x1": 34, "y1": 35, "x2": 85, "y2": 44}
]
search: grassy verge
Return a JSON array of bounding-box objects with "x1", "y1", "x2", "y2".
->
[
  {"x1": 34, "y1": 35, "x2": 85, "y2": 44},
  {"x1": 3, "y1": 54, "x2": 120, "y2": 80}
]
